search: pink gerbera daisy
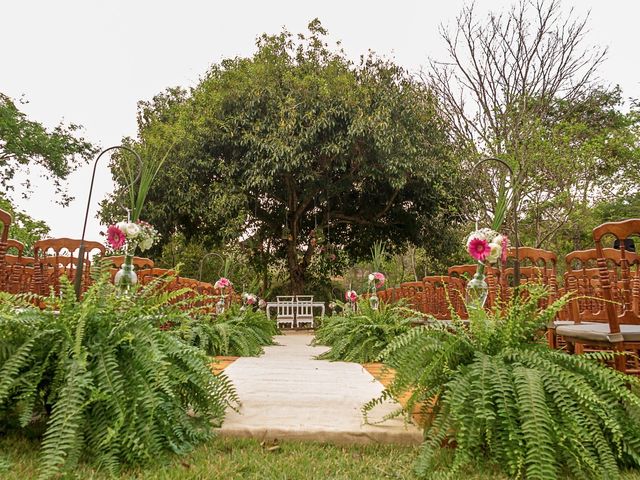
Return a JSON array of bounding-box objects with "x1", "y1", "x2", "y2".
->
[
  {"x1": 107, "y1": 225, "x2": 126, "y2": 250},
  {"x1": 468, "y1": 237, "x2": 491, "y2": 262}
]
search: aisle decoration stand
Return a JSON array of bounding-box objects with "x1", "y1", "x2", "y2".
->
[
  {"x1": 345, "y1": 289, "x2": 358, "y2": 314},
  {"x1": 214, "y1": 277, "x2": 232, "y2": 314},
  {"x1": 465, "y1": 228, "x2": 507, "y2": 310},
  {"x1": 367, "y1": 272, "x2": 385, "y2": 310}
]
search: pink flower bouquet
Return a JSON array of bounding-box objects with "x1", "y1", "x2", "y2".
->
[
  {"x1": 466, "y1": 228, "x2": 508, "y2": 265},
  {"x1": 105, "y1": 220, "x2": 159, "y2": 253},
  {"x1": 367, "y1": 272, "x2": 386, "y2": 289},
  {"x1": 345, "y1": 290, "x2": 358, "y2": 302},
  {"x1": 242, "y1": 292, "x2": 257, "y2": 305}
]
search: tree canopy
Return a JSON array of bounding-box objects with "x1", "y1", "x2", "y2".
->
[
  {"x1": 103, "y1": 20, "x2": 464, "y2": 293},
  {"x1": 0, "y1": 93, "x2": 95, "y2": 204},
  {"x1": 430, "y1": 0, "x2": 640, "y2": 247}
]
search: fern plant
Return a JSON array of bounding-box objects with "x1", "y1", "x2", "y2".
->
[
  {"x1": 314, "y1": 299, "x2": 415, "y2": 363},
  {"x1": 0, "y1": 264, "x2": 238, "y2": 479},
  {"x1": 177, "y1": 303, "x2": 278, "y2": 357},
  {"x1": 364, "y1": 285, "x2": 640, "y2": 480}
]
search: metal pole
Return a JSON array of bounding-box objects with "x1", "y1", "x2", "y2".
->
[
  {"x1": 198, "y1": 252, "x2": 225, "y2": 281},
  {"x1": 74, "y1": 146, "x2": 142, "y2": 300},
  {"x1": 470, "y1": 157, "x2": 520, "y2": 287}
]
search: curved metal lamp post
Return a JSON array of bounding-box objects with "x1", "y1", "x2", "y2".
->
[
  {"x1": 470, "y1": 157, "x2": 521, "y2": 288},
  {"x1": 198, "y1": 252, "x2": 225, "y2": 282},
  {"x1": 74, "y1": 146, "x2": 142, "y2": 299}
]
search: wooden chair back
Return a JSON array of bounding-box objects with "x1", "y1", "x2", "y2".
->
[
  {"x1": 593, "y1": 219, "x2": 640, "y2": 330},
  {"x1": 32, "y1": 238, "x2": 105, "y2": 296},
  {"x1": 6, "y1": 239, "x2": 24, "y2": 256},
  {"x1": 447, "y1": 264, "x2": 477, "y2": 281},
  {"x1": 422, "y1": 275, "x2": 467, "y2": 320},
  {"x1": 399, "y1": 281, "x2": 427, "y2": 312},
  {"x1": 105, "y1": 255, "x2": 155, "y2": 269},
  {"x1": 564, "y1": 248, "x2": 638, "y2": 323},
  {"x1": 500, "y1": 247, "x2": 558, "y2": 305},
  {"x1": 1, "y1": 239, "x2": 34, "y2": 294}
]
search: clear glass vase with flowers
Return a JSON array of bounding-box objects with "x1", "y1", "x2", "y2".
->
[
  {"x1": 367, "y1": 272, "x2": 385, "y2": 310},
  {"x1": 106, "y1": 218, "x2": 159, "y2": 293},
  {"x1": 214, "y1": 277, "x2": 232, "y2": 314}
]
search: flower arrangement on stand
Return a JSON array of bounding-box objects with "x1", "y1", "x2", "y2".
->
[
  {"x1": 106, "y1": 219, "x2": 159, "y2": 292},
  {"x1": 214, "y1": 277, "x2": 232, "y2": 314},
  {"x1": 241, "y1": 292, "x2": 257, "y2": 311},
  {"x1": 367, "y1": 272, "x2": 385, "y2": 310},
  {"x1": 344, "y1": 289, "x2": 358, "y2": 314},
  {"x1": 465, "y1": 228, "x2": 507, "y2": 310}
]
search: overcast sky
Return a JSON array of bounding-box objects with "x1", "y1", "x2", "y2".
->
[{"x1": 2, "y1": 0, "x2": 639, "y2": 242}]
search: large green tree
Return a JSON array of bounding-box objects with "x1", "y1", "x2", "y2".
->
[
  {"x1": 104, "y1": 21, "x2": 463, "y2": 293},
  {"x1": 0, "y1": 93, "x2": 95, "y2": 204}
]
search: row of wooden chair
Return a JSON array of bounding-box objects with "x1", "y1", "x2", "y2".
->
[
  {"x1": 375, "y1": 219, "x2": 640, "y2": 375},
  {"x1": 0, "y1": 209, "x2": 236, "y2": 310}
]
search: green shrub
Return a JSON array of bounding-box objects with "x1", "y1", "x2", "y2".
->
[
  {"x1": 0, "y1": 268, "x2": 238, "y2": 479},
  {"x1": 365, "y1": 286, "x2": 640, "y2": 479},
  {"x1": 314, "y1": 299, "x2": 415, "y2": 363},
  {"x1": 178, "y1": 304, "x2": 278, "y2": 357}
]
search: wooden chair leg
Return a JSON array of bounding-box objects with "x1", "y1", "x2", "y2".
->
[
  {"x1": 614, "y1": 343, "x2": 627, "y2": 373},
  {"x1": 546, "y1": 328, "x2": 556, "y2": 349}
]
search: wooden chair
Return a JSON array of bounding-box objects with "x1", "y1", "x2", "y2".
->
[
  {"x1": 399, "y1": 281, "x2": 427, "y2": 313},
  {"x1": 0, "y1": 209, "x2": 12, "y2": 291},
  {"x1": 1, "y1": 240, "x2": 36, "y2": 294},
  {"x1": 500, "y1": 247, "x2": 559, "y2": 305},
  {"x1": 556, "y1": 220, "x2": 640, "y2": 374},
  {"x1": 564, "y1": 248, "x2": 637, "y2": 320},
  {"x1": 422, "y1": 275, "x2": 468, "y2": 321},
  {"x1": 33, "y1": 238, "x2": 105, "y2": 296}
]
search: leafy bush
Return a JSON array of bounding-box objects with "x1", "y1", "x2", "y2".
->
[
  {"x1": 0, "y1": 268, "x2": 238, "y2": 479},
  {"x1": 365, "y1": 286, "x2": 640, "y2": 479},
  {"x1": 178, "y1": 304, "x2": 278, "y2": 357},
  {"x1": 314, "y1": 300, "x2": 415, "y2": 363}
]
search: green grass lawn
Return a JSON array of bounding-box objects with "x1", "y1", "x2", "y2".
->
[
  {"x1": 2, "y1": 434, "x2": 640, "y2": 480},
  {"x1": 0, "y1": 434, "x2": 419, "y2": 480}
]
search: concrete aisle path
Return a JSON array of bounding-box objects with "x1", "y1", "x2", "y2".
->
[{"x1": 218, "y1": 333, "x2": 423, "y2": 445}]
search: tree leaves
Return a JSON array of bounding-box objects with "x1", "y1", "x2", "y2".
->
[{"x1": 103, "y1": 22, "x2": 463, "y2": 292}]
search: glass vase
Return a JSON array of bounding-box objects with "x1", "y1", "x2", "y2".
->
[
  {"x1": 216, "y1": 293, "x2": 226, "y2": 315},
  {"x1": 369, "y1": 293, "x2": 379, "y2": 311},
  {"x1": 465, "y1": 263, "x2": 488, "y2": 311},
  {"x1": 114, "y1": 254, "x2": 137, "y2": 293}
]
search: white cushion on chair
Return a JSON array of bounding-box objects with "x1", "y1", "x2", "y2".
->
[{"x1": 556, "y1": 323, "x2": 640, "y2": 342}]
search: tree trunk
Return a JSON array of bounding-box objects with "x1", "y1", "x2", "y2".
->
[{"x1": 286, "y1": 239, "x2": 307, "y2": 294}]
